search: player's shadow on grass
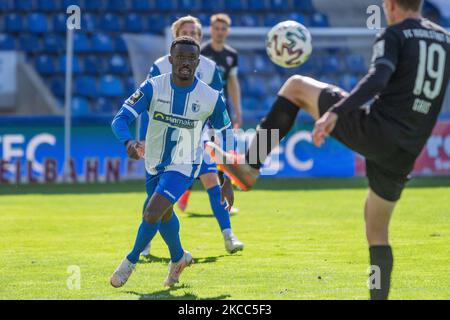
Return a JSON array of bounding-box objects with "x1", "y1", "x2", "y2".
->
[
  {"x1": 138, "y1": 254, "x2": 230, "y2": 265},
  {"x1": 126, "y1": 285, "x2": 231, "y2": 300}
]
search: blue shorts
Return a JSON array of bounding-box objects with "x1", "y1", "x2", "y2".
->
[
  {"x1": 145, "y1": 171, "x2": 194, "y2": 204},
  {"x1": 198, "y1": 151, "x2": 218, "y2": 177}
]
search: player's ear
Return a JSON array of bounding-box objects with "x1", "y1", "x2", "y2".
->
[{"x1": 168, "y1": 55, "x2": 173, "y2": 65}]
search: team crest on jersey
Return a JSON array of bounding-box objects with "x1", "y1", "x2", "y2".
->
[
  {"x1": 125, "y1": 89, "x2": 144, "y2": 106},
  {"x1": 191, "y1": 102, "x2": 200, "y2": 113},
  {"x1": 226, "y1": 56, "x2": 233, "y2": 66}
]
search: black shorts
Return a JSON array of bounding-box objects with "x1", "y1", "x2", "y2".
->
[{"x1": 318, "y1": 86, "x2": 417, "y2": 201}]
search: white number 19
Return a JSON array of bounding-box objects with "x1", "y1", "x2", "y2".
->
[{"x1": 413, "y1": 41, "x2": 446, "y2": 100}]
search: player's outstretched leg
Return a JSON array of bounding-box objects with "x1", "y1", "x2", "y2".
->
[
  {"x1": 207, "y1": 75, "x2": 330, "y2": 190},
  {"x1": 365, "y1": 189, "x2": 396, "y2": 300},
  {"x1": 200, "y1": 172, "x2": 244, "y2": 253}
]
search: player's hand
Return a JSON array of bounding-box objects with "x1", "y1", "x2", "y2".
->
[
  {"x1": 312, "y1": 111, "x2": 338, "y2": 147},
  {"x1": 126, "y1": 140, "x2": 145, "y2": 160},
  {"x1": 220, "y1": 178, "x2": 235, "y2": 211}
]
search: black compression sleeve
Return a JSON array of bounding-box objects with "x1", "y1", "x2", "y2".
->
[{"x1": 330, "y1": 63, "x2": 394, "y2": 117}]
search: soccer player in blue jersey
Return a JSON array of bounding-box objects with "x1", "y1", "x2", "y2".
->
[
  {"x1": 110, "y1": 37, "x2": 235, "y2": 288},
  {"x1": 139, "y1": 16, "x2": 244, "y2": 257}
]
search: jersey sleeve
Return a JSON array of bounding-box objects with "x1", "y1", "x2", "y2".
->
[
  {"x1": 229, "y1": 53, "x2": 238, "y2": 76},
  {"x1": 210, "y1": 65, "x2": 224, "y2": 91},
  {"x1": 111, "y1": 80, "x2": 153, "y2": 144},
  {"x1": 371, "y1": 27, "x2": 401, "y2": 72},
  {"x1": 147, "y1": 63, "x2": 161, "y2": 79},
  {"x1": 209, "y1": 92, "x2": 232, "y2": 131}
]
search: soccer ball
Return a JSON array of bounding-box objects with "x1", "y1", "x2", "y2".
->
[{"x1": 266, "y1": 20, "x2": 312, "y2": 68}]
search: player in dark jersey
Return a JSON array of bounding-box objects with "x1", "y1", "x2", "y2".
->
[
  {"x1": 201, "y1": 13, "x2": 242, "y2": 129},
  {"x1": 206, "y1": 0, "x2": 450, "y2": 299}
]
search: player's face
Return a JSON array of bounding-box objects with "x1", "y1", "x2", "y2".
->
[
  {"x1": 177, "y1": 23, "x2": 202, "y2": 43},
  {"x1": 210, "y1": 21, "x2": 229, "y2": 44},
  {"x1": 170, "y1": 44, "x2": 200, "y2": 81}
]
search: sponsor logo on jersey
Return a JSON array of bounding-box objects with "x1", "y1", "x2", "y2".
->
[
  {"x1": 157, "y1": 98, "x2": 170, "y2": 104},
  {"x1": 125, "y1": 89, "x2": 144, "y2": 106},
  {"x1": 153, "y1": 112, "x2": 197, "y2": 129}
]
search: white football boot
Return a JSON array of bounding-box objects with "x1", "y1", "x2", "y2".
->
[
  {"x1": 140, "y1": 242, "x2": 151, "y2": 257},
  {"x1": 223, "y1": 229, "x2": 244, "y2": 254},
  {"x1": 163, "y1": 250, "x2": 194, "y2": 287},
  {"x1": 110, "y1": 257, "x2": 136, "y2": 288}
]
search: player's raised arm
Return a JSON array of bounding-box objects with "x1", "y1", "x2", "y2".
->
[{"x1": 111, "y1": 80, "x2": 153, "y2": 159}]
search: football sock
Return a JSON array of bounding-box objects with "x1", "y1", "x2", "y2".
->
[
  {"x1": 245, "y1": 96, "x2": 299, "y2": 169},
  {"x1": 127, "y1": 220, "x2": 160, "y2": 264},
  {"x1": 159, "y1": 212, "x2": 184, "y2": 263},
  {"x1": 369, "y1": 245, "x2": 393, "y2": 300},
  {"x1": 207, "y1": 185, "x2": 232, "y2": 231}
]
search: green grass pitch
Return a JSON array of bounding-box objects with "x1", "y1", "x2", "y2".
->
[{"x1": 0, "y1": 178, "x2": 449, "y2": 300}]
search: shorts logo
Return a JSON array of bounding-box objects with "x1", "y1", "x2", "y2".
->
[
  {"x1": 192, "y1": 102, "x2": 200, "y2": 113},
  {"x1": 153, "y1": 111, "x2": 197, "y2": 129},
  {"x1": 125, "y1": 89, "x2": 144, "y2": 106},
  {"x1": 163, "y1": 189, "x2": 176, "y2": 200}
]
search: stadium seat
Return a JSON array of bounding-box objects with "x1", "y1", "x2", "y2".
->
[
  {"x1": 75, "y1": 76, "x2": 98, "y2": 97},
  {"x1": 35, "y1": 55, "x2": 57, "y2": 75},
  {"x1": 105, "y1": 0, "x2": 128, "y2": 12},
  {"x1": 28, "y1": 13, "x2": 49, "y2": 33},
  {"x1": 5, "y1": 14, "x2": 24, "y2": 32},
  {"x1": 73, "y1": 33, "x2": 90, "y2": 53},
  {"x1": 63, "y1": 0, "x2": 82, "y2": 9},
  {"x1": 107, "y1": 54, "x2": 129, "y2": 74},
  {"x1": 311, "y1": 13, "x2": 329, "y2": 27},
  {"x1": 147, "y1": 14, "x2": 166, "y2": 34},
  {"x1": 239, "y1": 14, "x2": 260, "y2": 27},
  {"x1": 0, "y1": 34, "x2": 16, "y2": 50},
  {"x1": 81, "y1": 13, "x2": 98, "y2": 32},
  {"x1": 197, "y1": 13, "x2": 210, "y2": 27},
  {"x1": 0, "y1": 1, "x2": 12, "y2": 11},
  {"x1": 322, "y1": 55, "x2": 343, "y2": 73},
  {"x1": 99, "y1": 75, "x2": 125, "y2": 97},
  {"x1": 200, "y1": 0, "x2": 223, "y2": 11},
  {"x1": 83, "y1": 55, "x2": 104, "y2": 74},
  {"x1": 285, "y1": 12, "x2": 307, "y2": 25},
  {"x1": 94, "y1": 97, "x2": 114, "y2": 114},
  {"x1": 254, "y1": 54, "x2": 276, "y2": 74},
  {"x1": 224, "y1": 0, "x2": 246, "y2": 11},
  {"x1": 125, "y1": 76, "x2": 136, "y2": 96},
  {"x1": 248, "y1": 0, "x2": 269, "y2": 11},
  {"x1": 100, "y1": 14, "x2": 122, "y2": 32},
  {"x1": 50, "y1": 76, "x2": 65, "y2": 97},
  {"x1": 178, "y1": 0, "x2": 198, "y2": 11},
  {"x1": 154, "y1": 0, "x2": 175, "y2": 11},
  {"x1": 293, "y1": 0, "x2": 316, "y2": 14},
  {"x1": 124, "y1": 14, "x2": 144, "y2": 32},
  {"x1": 247, "y1": 75, "x2": 266, "y2": 96},
  {"x1": 71, "y1": 97, "x2": 90, "y2": 116},
  {"x1": 43, "y1": 34, "x2": 64, "y2": 53},
  {"x1": 59, "y1": 55, "x2": 82, "y2": 74},
  {"x1": 263, "y1": 14, "x2": 284, "y2": 27},
  {"x1": 91, "y1": 33, "x2": 114, "y2": 52},
  {"x1": 53, "y1": 13, "x2": 68, "y2": 33},
  {"x1": 318, "y1": 74, "x2": 336, "y2": 86},
  {"x1": 82, "y1": 0, "x2": 104, "y2": 11},
  {"x1": 270, "y1": 0, "x2": 289, "y2": 11},
  {"x1": 14, "y1": 0, "x2": 34, "y2": 11},
  {"x1": 114, "y1": 36, "x2": 128, "y2": 53},
  {"x1": 339, "y1": 74, "x2": 359, "y2": 92},
  {"x1": 239, "y1": 55, "x2": 254, "y2": 74},
  {"x1": 37, "y1": 0, "x2": 59, "y2": 12},
  {"x1": 346, "y1": 53, "x2": 367, "y2": 73},
  {"x1": 242, "y1": 97, "x2": 259, "y2": 110},
  {"x1": 19, "y1": 34, "x2": 41, "y2": 53},
  {"x1": 132, "y1": 0, "x2": 152, "y2": 11}
]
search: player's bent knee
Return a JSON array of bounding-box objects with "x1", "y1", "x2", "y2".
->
[
  {"x1": 200, "y1": 173, "x2": 220, "y2": 190},
  {"x1": 143, "y1": 208, "x2": 161, "y2": 224},
  {"x1": 279, "y1": 75, "x2": 305, "y2": 102}
]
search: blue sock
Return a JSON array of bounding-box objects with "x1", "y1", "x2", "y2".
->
[
  {"x1": 207, "y1": 185, "x2": 231, "y2": 231},
  {"x1": 159, "y1": 212, "x2": 184, "y2": 263},
  {"x1": 126, "y1": 220, "x2": 160, "y2": 264}
]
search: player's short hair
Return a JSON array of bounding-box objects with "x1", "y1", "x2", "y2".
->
[
  {"x1": 210, "y1": 13, "x2": 232, "y2": 26},
  {"x1": 170, "y1": 36, "x2": 200, "y2": 54},
  {"x1": 394, "y1": 0, "x2": 423, "y2": 11},
  {"x1": 171, "y1": 15, "x2": 202, "y2": 38}
]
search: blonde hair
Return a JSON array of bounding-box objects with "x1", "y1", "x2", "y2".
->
[
  {"x1": 171, "y1": 15, "x2": 202, "y2": 38},
  {"x1": 210, "y1": 13, "x2": 232, "y2": 26}
]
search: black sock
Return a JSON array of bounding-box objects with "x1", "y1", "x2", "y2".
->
[
  {"x1": 245, "y1": 96, "x2": 299, "y2": 169},
  {"x1": 369, "y1": 245, "x2": 393, "y2": 300}
]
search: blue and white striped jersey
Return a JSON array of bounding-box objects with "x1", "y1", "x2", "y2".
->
[
  {"x1": 139, "y1": 54, "x2": 224, "y2": 141},
  {"x1": 112, "y1": 73, "x2": 231, "y2": 178}
]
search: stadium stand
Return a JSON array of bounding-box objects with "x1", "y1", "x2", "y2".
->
[{"x1": 0, "y1": 0, "x2": 447, "y2": 118}]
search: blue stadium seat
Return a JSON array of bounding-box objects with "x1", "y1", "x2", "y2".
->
[
  {"x1": 197, "y1": 13, "x2": 210, "y2": 27},
  {"x1": 63, "y1": 0, "x2": 82, "y2": 9},
  {"x1": 224, "y1": 0, "x2": 245, "y2": 11},
  {"x1": 37, "y1": 0, "x2": 59, "y2": 11},
  {"x1": 50, "y1": 76, "x2": 65, "y2": 97},
  {"x1": 19, "y1": 34, "x2": 41, "y2": 53},
  {"x1": 293, "y1": 0, "x2": 315, "y2": 14},
  {"x1": 318, "y1": 74, "x2": 336, "y2": 86},
  {"x1": 107, "y1": 54, "x2": 129, "y2": 74},
  {"x1": 270, "y1": 0, "x2": 289, "y2": 10},
  {"x1": 248, "y1": 0, "x2": 268, "y2": 11},
  {"x1": 132, "y1": 0, "x2": 152, "y2": 10},
  {"x1": 239, "y1": 55, "x2": 254, "y2": 74},
  {"x1": 71, "y1": 97, "x2": 90, "y2": 116},
  {"x1": 75, "y1": 76, "x2": 98, "y2": 97},
  {"x1": 59, "y1": 55, "x2": 82, "y2": 74},
  {"x1": 0, "y1": 1, "x2": 12, "y2": 11},
  {"x1": 346, "y1": 53, "x2": 366, "y2": 73},
  {"x1": 43, "y1": 34, "x2": 64, "y2": 53},
  {"x1": 154, "y1": 0, "x2": 174, "y2": 11},
  {"x1": 81, "y1": 13, "x2": 98, "y2": 32},
  {"x1": 91, "y1": 33, "x2": 114, "y2": 52},
  {"x1": 14, "y1": 0, "x2": 34, "y2": 11},
  {"x1": 310, "y1": 13, "x2": 329, "y2": 27},
  {"x1": 100, "y1": 14, "x2": 121, "y2": 32},
  {"x1": 83, "y1": 55, "x2": 104, "y2": 74},
  {"x1": 0, "y1": 34, "x2": 16, "y2": 50},
  {"x1": 267, "y1": 75, "x2": 283, "y2": 92},
  {"x1": 339, "y1": 74, "x2": 359, "y2": 92},
  {"x1": 105, "y1": 0, "x2": 128, "y2": 12},
  {"x1": 28, "y1": 13, "x2": 49, "y2": 33},
  {"x1": 321, "y1": 55, "x2": 342, "y2": 73},
  {"x1": 99, "y1": 75, "x2": 125, "y2": 97},
  {"x1": 125, "y1": 14, "x2": 144, "y2": 32},
  {"x1": 5, "y1": 14, "x2": 24, "y2": 32},
  {"x1": 73, "y1": 33, "x2": 90, "y2": 53},
  {"x1": 247, "y1": 75, "x2": 266, "y2": 96},
  {"x1": 53, "y1": 13, "x2": 67, "y2": 33},
  {"x1": 254, "y1": 53, "x2": 276, "y2": 74},
  {"x1": 239, "y1": 14, "x2": 260, "y2": 27},
  {"x1": 125, "y1": 76, "x2": 136, "y2": 96},
  {"x1": 83, "y1": 0, "x2": 104, "y2": 11},
  {"x1": 35, "y1": 55, "x2": 57, "y2": 75},
  {"x1": 114, "y1": 36, "x2": 128, "y2": 53},
  {"x1": 285, "y1": 12, "x2": 307, "y2": 25},
  {"x1": 94, "y1": 97, "x2": 114, "y2": 114},
  {"x1": 147, "y1": 14, "x2": 166, "y2": 34},
  {"x1": 263, "y1": 13, "x2": 284, "y2": 27},
  {"x1": 242, "y1": 97, "x2": 259, "y2": 111},
  {"x1": 178, "y1": 0, "x2": 198, "y2": 11},
  {"x1": 200, "y1": 0, "x2": 223, "y2": 11}
]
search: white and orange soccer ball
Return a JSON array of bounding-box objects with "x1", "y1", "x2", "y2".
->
[{"x1": 266, "y1": 20, "x2": 312, "y2": 68}]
